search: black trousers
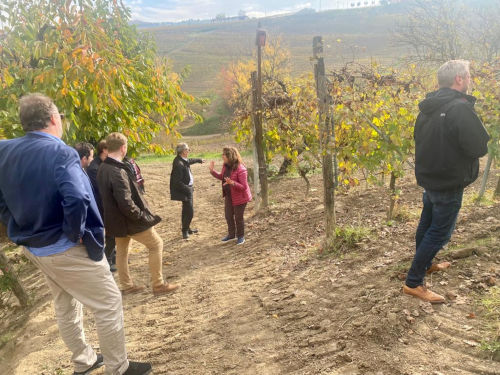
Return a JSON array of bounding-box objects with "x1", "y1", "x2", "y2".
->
[
  {"x1": 181, "y1": 195, "x2": 194, "y2": 232},
  {"x1": 104, "y1": 234, "x2": 116, "y2": 264}
]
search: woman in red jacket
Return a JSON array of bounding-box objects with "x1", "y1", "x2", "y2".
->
[{"x1": 209, "y1": 146, "x2": 252, "y2": 245}]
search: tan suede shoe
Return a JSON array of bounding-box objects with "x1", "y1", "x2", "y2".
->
[
  {"x1": 403, "y1": 285, "x2": 445, "y2": 304},
  {"x1": 426, "y1": 261, "x2": 451, "y2": 275},
  {"x1": 153, "y1": 282, "x2": 179, "y2": 296}
]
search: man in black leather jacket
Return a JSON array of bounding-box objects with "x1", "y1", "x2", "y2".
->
[
  {"x1": 404, "y1": 60, "x2": 490, "y2": 303},
  {"x1": 98, "y1": 132, "x2": 179, "y2": 296}
]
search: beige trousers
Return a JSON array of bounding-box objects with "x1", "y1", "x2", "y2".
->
[
  {"x1": 115, "y1": 227, "x2": 164, "y2": 289},
  {"x1": 24, "y1": 245, "x2": 129, "y2": 375}
]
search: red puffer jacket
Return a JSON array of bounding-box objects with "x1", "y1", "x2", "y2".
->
[{"x1": 211, "y1": 164, "x2": 252, "y2": 206}]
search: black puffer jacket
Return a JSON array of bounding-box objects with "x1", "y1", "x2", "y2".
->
[
  {"x1": 170, "y1": 156, "x2": 202, "y2": 201},
  {"x1": 97, "y1": 157, "x2": 160, "y2": 237},
  {"x1": 414, "y1": 88, "x2": 490, "y2": 191}
]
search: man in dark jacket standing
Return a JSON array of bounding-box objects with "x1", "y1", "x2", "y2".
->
[
  {"x1": 97, "y1": 132, "x2": 178, "y2": 296},
  {"x1": 170, "y1": 143, "x2": 203, "y2": 239},
  {"x1": 0, "y1": 94, "x2": 152, "y2": 375},
  {"x1": 87, "y1": 140, "x2": 108, "y2": 214},
  {"x1": 404, "y1": 60, "x2": 490, "y2": 303},
  {"x1": 87, "y1": 140, "x2": 117, "y2": 272}
]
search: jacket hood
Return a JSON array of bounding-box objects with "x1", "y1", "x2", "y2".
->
[{"x1": 418, "y1": 87, "x2": 476, "y2": 114}]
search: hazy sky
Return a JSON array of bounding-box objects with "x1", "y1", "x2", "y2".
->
[{"x1": 123, "y1": 0, "x2": 360, "y2": 23}]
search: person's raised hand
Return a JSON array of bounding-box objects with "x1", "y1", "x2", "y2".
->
[{"x1": 209, "y1": 160, "x2": 215, "y2": 172}]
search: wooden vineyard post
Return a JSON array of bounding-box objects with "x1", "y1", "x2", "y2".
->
[
  {"x1": 251, "y1": 71, "x2": 262, "y2": 210},
  {"x1": 251, "y1": 24, "x2": 269, "y2": 210},
  {"x1": 388, "y1": 172, "x2": 397, "y2": 220},
  {"x1": 477, "y1": 152, "x2": 493, "y2": 200},
  {"x1": 495, "y1": 176, "x2": 500, "y2": 197},
  {"x1": 313, "y1": 36, "x2": 336, "y2": 243}
]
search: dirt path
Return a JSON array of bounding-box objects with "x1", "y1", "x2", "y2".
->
[{"x1": 2, "y1": 159, "x2": 499, "y2": 375}]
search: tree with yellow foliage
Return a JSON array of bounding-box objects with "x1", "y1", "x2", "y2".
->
[{"x1": 0, "y1": 0, "x2": 198, "y2": 154}]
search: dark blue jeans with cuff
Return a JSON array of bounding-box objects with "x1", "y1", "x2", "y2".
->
[{"x1": 405, "y1": 188, "x2": 463, "y2": 288}]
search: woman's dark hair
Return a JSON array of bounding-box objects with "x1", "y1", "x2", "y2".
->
[{"x1": 223, "y1": 146, "x2": 242, "y2": 170}]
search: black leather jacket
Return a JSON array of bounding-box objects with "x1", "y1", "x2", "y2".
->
[{"x1": 97, "y1": 157, "x2": 160, "y2": 237}]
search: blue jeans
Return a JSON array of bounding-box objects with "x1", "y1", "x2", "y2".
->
[{"x1": 405, "y1": 189, "x2": 463, "y2": 288}]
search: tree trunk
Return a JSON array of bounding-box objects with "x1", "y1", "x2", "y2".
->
[
  {"x1": 388, "y1": 172, "x2": 397, "y2": 220},
  {"x1": 278, "y1": 157, "x2": 293, "y2": 176},
  {"x1": 477, "y1": 151, "x2": 493, "y2": 200},
  {"x1": 0, "y1": 245, "x2": 29, "y2": 307},
  {"x1": 495, "y1": 175, "x2": 500, "y2": 197},
  {"x1": 298, "y1": 167, "x2": 311, "y2": 197}
]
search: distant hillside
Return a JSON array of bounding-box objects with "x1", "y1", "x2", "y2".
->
[{"x1": 144, "y1": 3, "x2": 410, "y2": 96}]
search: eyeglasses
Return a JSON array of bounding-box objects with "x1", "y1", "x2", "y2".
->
[{"x1": 49, "y1": 113, "x2": 66, "y2": 120}]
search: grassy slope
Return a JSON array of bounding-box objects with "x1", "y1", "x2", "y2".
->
[{"x1": 143, "y1": 4, "x2": 410, "y2": 134}]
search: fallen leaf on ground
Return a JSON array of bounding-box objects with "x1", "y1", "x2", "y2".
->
[
  {"x1": 419, "y1": 301, "x2": 434, "y2": 314},
  {"x1": 455, "y1": 295, "x2": 468, "y2": 305},
  {"x1": 445, "y1": 291, "x2": 457, "y2": 300},
  {"x1": 463, "y1": 339, "x2": 479, "y2": 347}
]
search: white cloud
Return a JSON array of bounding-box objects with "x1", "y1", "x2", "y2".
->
[
  {"x1": 246, "y1": 2, "x2": 312, "y2": 18},
  {"x1": 124, "y1": 0, "x2": 316, "y2": 23}
]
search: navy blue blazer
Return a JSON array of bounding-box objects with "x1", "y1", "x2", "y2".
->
[{"x1": 0, "y1": 132, "x2": 104, "y2": 261}]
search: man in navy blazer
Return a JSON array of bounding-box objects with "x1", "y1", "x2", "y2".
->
[{"x1": 0, "y1": 94, "x2": 152, "y2": 375}]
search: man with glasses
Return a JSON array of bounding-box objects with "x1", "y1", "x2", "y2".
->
[
  {"x1": 0, "y1": 94, "x2": 152, "y2": 374},
  {"x1": 170, "y1": 143, "x2": 204, "y2": 239}
]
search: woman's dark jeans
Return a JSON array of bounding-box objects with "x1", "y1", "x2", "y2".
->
[{"x1": 405, "y1": 188, "x2": 463, "y2": 288}]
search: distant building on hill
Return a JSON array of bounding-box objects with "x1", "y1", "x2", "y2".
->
[
  {"x1": 212, "y1": 14, "x2": 249, "y2": 23},
  {"x1": 321, "y1": 0, "x2": 404, "y2": 10}
]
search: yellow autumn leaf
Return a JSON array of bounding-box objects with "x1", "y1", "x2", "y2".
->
[
  {"x1": 62, "y1": 59, "x2": 71, "y2": 72},
  {"x1": 3, "y1": 69, "x2": 14, "y2": 87}
]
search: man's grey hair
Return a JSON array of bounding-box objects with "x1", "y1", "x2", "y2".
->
[
  {"x1": 176, "y1": 143, "x2": 189, "y2": 155},
  {"x1": 437, "y1": 60, "x2": 470, "y2": 88},
  {"x1": 19, "y1": 93, "x2": 57, "y2": 132}
]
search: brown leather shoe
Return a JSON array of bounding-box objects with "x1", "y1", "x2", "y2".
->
[
  {"x1": 403, "y1": 285, "x2": 445, "y2": 304},
  {"x1": 426, "y1": 261, "x2": 451, "y2": 275},
  {"x1": 122, "y1": 285, "x2": 145, "y2": 295},
  {"x1": 153, "y1": 282, "x2": 179, "y2": 296}
]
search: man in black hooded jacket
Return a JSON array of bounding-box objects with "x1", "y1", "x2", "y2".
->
[{"x1": 404, "y1": 60, "x2": 490, "y2": 303}]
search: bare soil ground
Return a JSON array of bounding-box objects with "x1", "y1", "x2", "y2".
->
[{"x1": 1, "y1": 152, "x2": 499, "y2": 375}]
